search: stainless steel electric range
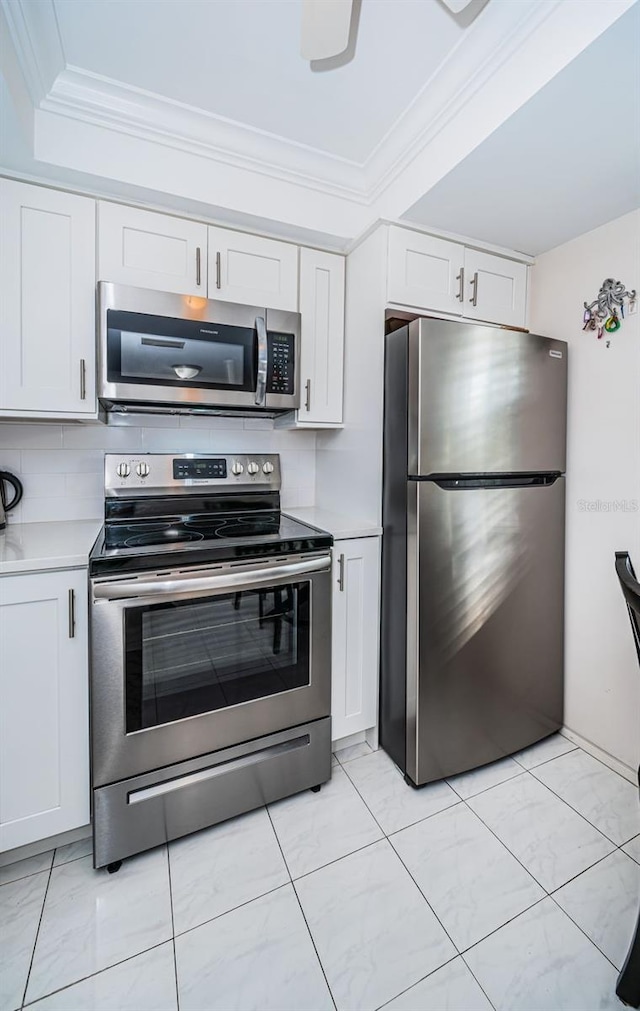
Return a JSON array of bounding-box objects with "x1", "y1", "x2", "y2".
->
[{"x1": 89, "y1": 453, "x2": 332, "y2": 870}]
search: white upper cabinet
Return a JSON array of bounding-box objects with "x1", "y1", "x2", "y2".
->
[
  {"x1": 463, "y1": 248, "x2": 528, "y2": 329},
  {"x1": 387, "y1": 225, "x2": 528, "y2": 329},
  {"x1": 208, "y1": 226, "x2": 298, "y2": 311},
  {"x1": 331, "y1": 536, "x2": 380, "y2": 742},
  {"x1": 297, "y1": 248, "x2": 345, "y2": 426},
  {"x1": 387, "y1": 227, "x2": 463, "y2": 315},
  {"x1": 98, "y1": 202, "x2": 207, "y2": 296},
  {"x1": 0, "y1": 568, "x2": 90, "y2": 851},
  {"x1": 0, "y1": 179, "x2": 96, "y2": 417}
]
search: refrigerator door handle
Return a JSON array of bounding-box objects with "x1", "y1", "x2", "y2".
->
[{"x1": 414, "y1": 473, "x2": 562, "y2": 490}]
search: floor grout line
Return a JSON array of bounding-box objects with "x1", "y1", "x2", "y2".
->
[
  {"x1": 547, "y1": 891, "x2": 623, "y2": 974},
  {"x1": 527, "y1": 766, "x2": 635, "y2": 848},
  {"x1": 165, "y1": 844, "x2": 181, "y2": 1011},
  {"x1": 20, "y1": 940, "x2": 173, "y2": 1008},
  {"x1": 459, "y1": 950, "x2": 499, "y2": 1011},
  {"x1": 265, "y1": 803, "x2": 338, "y2": 1011},
  {"x1": 372, "y1": 954, "x2": 461, "y2": 1011},
  {"x1": 19, "y1": 855, "x2": 54, "y2": 1010}
]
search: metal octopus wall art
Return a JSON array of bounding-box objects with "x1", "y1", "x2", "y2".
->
[{"x1": 583, "y1": 278, "x2": 637, "y2": 347}]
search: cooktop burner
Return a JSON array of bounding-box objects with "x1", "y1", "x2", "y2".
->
[{"x1": 90, "y1": 453, "x2": 332, "y2": 576}]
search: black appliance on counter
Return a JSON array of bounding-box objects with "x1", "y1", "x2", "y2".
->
[{"x1": 0, "y1": 471, "x2": 23, "y2": 530}]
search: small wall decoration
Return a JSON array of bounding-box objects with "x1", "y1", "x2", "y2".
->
[{"x1": 583, "y1": 278, "x2": 637, "y2": 347}]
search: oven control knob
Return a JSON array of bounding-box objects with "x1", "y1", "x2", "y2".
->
[
  {"x1": 231, "y1": 460, "x2": 244, "y2": 476},
  {"x1": 116, "y1": 462, "x2": 130, "y2": 478},
  {"x1": 247, "y1": 461, "x2": 259, "y2": 475},
  {"x1": 136, "y1": 462, "x2": 150, "y2": 478},
  {"x1": 262, "y1": 461, "x2": 274, "y2": 475}
]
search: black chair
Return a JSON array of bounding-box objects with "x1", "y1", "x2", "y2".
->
[{"x1": 615, "y1": 551, "x2": 640, "y2": 1007}]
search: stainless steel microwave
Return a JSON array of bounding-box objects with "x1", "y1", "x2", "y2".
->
[{"x1": 98, "y1": 282, "x2": 300, "y2": 417}]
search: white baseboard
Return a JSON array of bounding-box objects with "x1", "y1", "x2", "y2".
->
[
  {"x1": 0, "y1": 824, "x2": 92, "y2": 868},
  {"x1": 562, "y1": 727, "x2": 637, "y2": 785},
  {"x1": 332, "y1": 730, "x2": 367, "y2": 752}
]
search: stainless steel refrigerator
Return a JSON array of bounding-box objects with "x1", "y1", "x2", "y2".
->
[{"x1": 381, "y1": 317, "x2": 567, "y2": 787}]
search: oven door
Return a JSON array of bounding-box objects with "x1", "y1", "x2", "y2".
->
[
  {"x1": 98, "y1": 282, "x2": 299, "y2": 411},
  {"x1": 90, "y1": 553, "x2": 332, "y2": 787}
]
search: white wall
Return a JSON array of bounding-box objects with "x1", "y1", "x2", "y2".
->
[
  {"x1": 0, "y1": 416, "x2": 316, "y2": 524},
  {"x1": 529, "y1": 209, "x2": 640, "y2": 773}
]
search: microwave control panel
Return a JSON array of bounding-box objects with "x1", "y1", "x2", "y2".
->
[{"x1": 267, "y1": 333, "x2": 295, "y2": 396}]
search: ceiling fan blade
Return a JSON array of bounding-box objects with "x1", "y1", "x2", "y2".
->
[{"x1": 300, "y1": 0, "x2": 354, "y2": 61}]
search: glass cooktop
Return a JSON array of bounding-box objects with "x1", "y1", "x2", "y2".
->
[{"x1": 90, "y1": 512, "x2": 332, "y2": 576}]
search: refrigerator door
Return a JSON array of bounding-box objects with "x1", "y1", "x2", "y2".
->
[
  {"x1": 407, "y1": 318, "x2": 567, "y2": 476},
  {"x1": 406, "y1": 476, "x2": 565, "y2": 785}
]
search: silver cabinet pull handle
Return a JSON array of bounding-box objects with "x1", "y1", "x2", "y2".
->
[
  {"x1": 79, "y1": 359, "x2": 86, "y2": 400},
  {"x1": 255, "y1": 315, "x2": 268, "y2": 407},
  {"x1": 469, "y1": 271, "x2": 479, "y2": 307},
  {"x1": 304, "y1": 379, "x2": 311, "y2": 412},
  {"x1": 456, "y1": 267, "x2": 464, "y2": 302},
  {"x1": 215, "y1": 251, "x2": 222, "y2": 289},
  {"x1": 338, "y1": 553, "x2": 345, "y2": 592},
  {"x1": 68, "y1": 588, "x2": 76, "y2": 638},
  {"x1": 195, "y1": 246, "x2": 202, "y2": 286}
]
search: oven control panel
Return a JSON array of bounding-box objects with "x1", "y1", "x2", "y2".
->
[
  {"x1": 105, "y1": 454, "x2": 281, "y2": 496},
  {"x1": 173, "y1": 458, "x2": 227, "y2": 480}
]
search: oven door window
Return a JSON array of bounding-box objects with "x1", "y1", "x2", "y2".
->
[
  {"x1": 124, "y1": 582, "x2": 310, "y2": 732},
  {"x1": 106, "y1": 309, "x2": 256, "y2": 391}
]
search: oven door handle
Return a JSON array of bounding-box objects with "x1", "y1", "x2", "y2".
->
[{"x1": 92, "y1": 553, "x2": 332, "y2": 601}]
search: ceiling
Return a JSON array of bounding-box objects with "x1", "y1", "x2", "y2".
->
[
  {"x1": 402, "y1": 3, "x2": 640, "y2": 254},
  {"x1": 52, "y1": 0, "x2": 464, "y2": 164},
  {"x1": 0, "y1": 0, "x2": 637, "y2": 251}
]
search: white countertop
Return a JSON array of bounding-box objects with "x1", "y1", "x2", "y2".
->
[
  {"x1": 283, "y1": 507, "x2": 382, "y2": 541},
  {"x1": 0, "y1": 520, "x2": 102, "y2": 575}
]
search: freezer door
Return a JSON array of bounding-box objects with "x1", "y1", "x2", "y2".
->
[
  {"x1": 407, "y1": 477, "x2": 565, "y2": 785},
  {"x1": 408, "y1": 318, "x2": 567, "y2": 476}
]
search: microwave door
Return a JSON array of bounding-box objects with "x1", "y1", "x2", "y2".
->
[{"x1": 119, "y1": 331, "x2": 249, "y2": 387}]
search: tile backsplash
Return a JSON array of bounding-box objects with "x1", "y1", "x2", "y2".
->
[{"x1": 0, "y1": 416, "x2": 316, "y2": 524}]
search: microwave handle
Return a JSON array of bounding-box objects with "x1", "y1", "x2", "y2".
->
[{"x1": 255, "y1": 315, "x2": 268, "y2": 407}]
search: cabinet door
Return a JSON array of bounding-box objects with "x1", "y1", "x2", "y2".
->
[
  {"x1": 208, "y1": 226, "x2": 298, "y2": 311},
  {"x1": 387, "y1": 226, "x2": 463, "y2": 314},
  {"x1": 298, "y1": 248, "x2": 345, "y2": 425},
  {"x1": 98, "y1": 201, "x2": 207, "y2": 296},
  {"x1": 0, "y1": 569, "x2": 89, "y2": 851},
  {"x1": 463, "y1": 248, "x2": 527, "y2": 328},
  {"x1": 0, "y1": 180, "x2": 96, "y2": 415},
  {"x1": 331, "y1": 537, "x2": 380, "y2": 742}
]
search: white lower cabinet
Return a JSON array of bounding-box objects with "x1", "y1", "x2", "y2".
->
[
  {"x1": 331, "y1": 537, "x2": 380, "y2": 742},
  {"x1": 0, "y1": 568, "x2": 89, "y2": 852}
]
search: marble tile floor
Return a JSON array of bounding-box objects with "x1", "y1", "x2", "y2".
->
[{"x1": 1, "y1": 733, "x2": 638, "y2": 1011}]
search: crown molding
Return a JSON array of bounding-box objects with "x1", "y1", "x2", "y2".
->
[
  {"x1": 362, "y1": 0, "x2": 562, "y2": 197},
  {"x1": 0, "y1": 0, "x2": 64, "y2": 104},
  {"x1": 5, "y1": 0, "x2": 562, "y2": 208},
  {"x1": 41, "y1": 66, "x2": 367, "y2": 202},
  {"x1": 4, "y1": 0, "x2": 632, "y2": 224}
]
